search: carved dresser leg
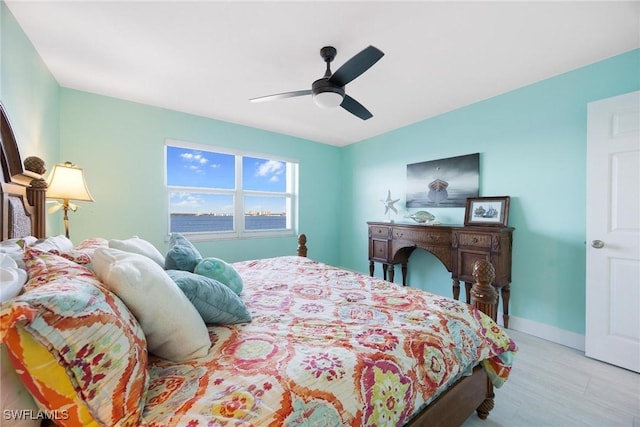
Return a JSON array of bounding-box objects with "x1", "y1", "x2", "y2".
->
[
  {"x1": 452, "y1": 279, "x2": 460, "y2": 300},
  {"x1": 401, "y1": 263, "x2": 408, "y2": 286},
  {"x1": 501, "y1": 284, "x2": 511, "y2": 328}
]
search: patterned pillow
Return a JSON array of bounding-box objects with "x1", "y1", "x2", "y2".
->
[
  {"x1": 21, "y1": 247, "x2": 95, "y2": 291},
  {"x1": 24, "y1": 238, "x2": 109, "y2": 271},
  {"x1": 44, "y1": 248, "x2": 93, "y2": 267},
  {"x1": 73, "y1": 237, "x2": 109, "y2": 270},
  {"x1": 3, "y1": 327, "x2": 99, "y2": 426},
  {"x1": 75, "y1": 237, "x2": 109, "y2": 253},
  {"x1": 0, "y1": 250, "x2": 149, "y2": 427}
]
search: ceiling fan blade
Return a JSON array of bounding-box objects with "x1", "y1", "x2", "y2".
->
[
  {"x1": 341, "y1": 95, "x2": 373, "y2": 120},
  {"x1": 249, "y1": 90, "x2": 312, "y2": 103},
  {"x1": 329, "y1": 45, "x2": 384, "y2": 87}
]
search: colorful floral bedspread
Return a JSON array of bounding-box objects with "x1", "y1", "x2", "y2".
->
[{"x1": 142, "y1": 256, "x2": 517, "y2": 426}]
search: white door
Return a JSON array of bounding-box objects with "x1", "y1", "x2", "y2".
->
[{"x1": 585, "y1": 91, "x2": 640, "y2": 373}]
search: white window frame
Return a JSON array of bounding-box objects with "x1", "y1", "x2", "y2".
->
[{"x1": 165, "y1": 139, "x2": 298, "y2": 241}]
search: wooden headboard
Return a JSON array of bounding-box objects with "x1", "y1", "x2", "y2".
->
[{"x1": 0, "y1": 103, "x2": 47, "y2": 240}]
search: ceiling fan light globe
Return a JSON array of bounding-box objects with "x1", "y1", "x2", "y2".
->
[{"x1": 313, "y1": 91, "x2": 344, "y2": 109}]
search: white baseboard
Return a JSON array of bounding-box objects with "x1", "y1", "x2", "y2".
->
[{"x1": 505, "y1": 315, "x2": 585, "y2": 352}]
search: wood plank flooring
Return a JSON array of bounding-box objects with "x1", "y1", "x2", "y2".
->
[{"x1": 462, "y1": 330, "x2": 640, "y2": 427}]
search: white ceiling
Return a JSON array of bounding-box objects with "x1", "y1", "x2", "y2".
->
[{"x1": 6, "y1": 1, "x2": 639, "y2": 146}]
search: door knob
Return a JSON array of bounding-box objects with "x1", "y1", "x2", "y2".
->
[{"x1": 591, "y1": 240, "x2": 605, "y2": 249}]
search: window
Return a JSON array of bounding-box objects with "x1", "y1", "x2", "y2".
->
[{"x1": 166, "y1": 140, "x2": 298, "y2": 240}]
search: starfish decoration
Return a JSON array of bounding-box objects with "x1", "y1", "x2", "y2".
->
[{"x1": 381, "y1": 190, "x2": 400, "y2": 215}]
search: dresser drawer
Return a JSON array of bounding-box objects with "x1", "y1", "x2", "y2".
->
[
  {"x1": 457, "y1": 232, "x2": 492, "y2": 248},
  {"x1": 370, "y1": 239, "x2": 389, "y2": 261},
  {"x1": 369, "y1": 225, "x2": 391, "y2": 239},
  {"x1": 393, "y1": 228, "x2": 451, "y2": 246}
]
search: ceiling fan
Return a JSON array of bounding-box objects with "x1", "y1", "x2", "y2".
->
[{"x1": 250, "y1": 45, "x2": 384, "y2": 120}]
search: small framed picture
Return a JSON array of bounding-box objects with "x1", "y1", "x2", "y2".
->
[{"x1": 464, "y1": 196, "x2": 510, "y2": 227}]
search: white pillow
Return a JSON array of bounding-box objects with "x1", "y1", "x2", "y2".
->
[
  {"x1": 0, "y1": 236, "x2": 36, "y2": 250},
  {"x1": 1, "y1": 237, "x2": 33, "y2": 270},
  {"x1": 30, "y1": 234, "x2": 74, "y2": 252},
  {"x1": 0, "y1": 255, "x2": 27, "y2": 302},
  {"x1": 109, "y1": 236, "x2": 165, "y2": 268},
  {"x1": 92, "y1": 247, "x2": 210, "y2": 361}
]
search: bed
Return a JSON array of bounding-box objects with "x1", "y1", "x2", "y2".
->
[{"x1": 0, "y1": 103, "x2": 516, "y2": 426}]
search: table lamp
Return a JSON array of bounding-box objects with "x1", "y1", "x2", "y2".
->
[{"x1": 46, "y1": 161, "x2": 94, "y2": 238}]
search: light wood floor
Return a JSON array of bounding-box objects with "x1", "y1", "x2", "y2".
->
[{"x1": 462, "y1": 329, "x2": 640, "y2": 427}]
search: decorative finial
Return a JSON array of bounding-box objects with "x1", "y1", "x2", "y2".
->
[{"x1": 24, "y1": 156, "x2": 46, "y2": 175}]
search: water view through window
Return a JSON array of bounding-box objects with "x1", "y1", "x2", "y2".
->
[{"x1": 166, "y1": 144, "x2": 296, "y2": 236}]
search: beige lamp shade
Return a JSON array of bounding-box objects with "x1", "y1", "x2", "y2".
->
[{"x1": 46, "y1": 162, "x2": 94, "y2": 202}]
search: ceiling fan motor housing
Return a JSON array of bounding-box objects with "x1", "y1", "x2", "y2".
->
[{"x1": 312, "y1": 78, "x2": 345, "y2": 108}]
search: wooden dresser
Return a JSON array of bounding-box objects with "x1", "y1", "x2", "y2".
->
[{"x1": 367, "y1": 221, "x2": 514, "y2": 327}]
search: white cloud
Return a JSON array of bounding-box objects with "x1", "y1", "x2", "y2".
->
[
  {"x1": 256, "y1": 160, "x2": 284, "y2": 180},
  {"x1": 170, "y1": 192, "x2": 203, "y2": 209},
  {"x1": 180, "y1": 152, "x2": 209, "y2": 174}
]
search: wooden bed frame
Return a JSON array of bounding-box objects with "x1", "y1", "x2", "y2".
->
[
  {"x1": 1, "y1": 103, "x2": 47, "y2": 240},
  {"x1": 1, "y1": 102, "x2": 499, "y2": 426}
]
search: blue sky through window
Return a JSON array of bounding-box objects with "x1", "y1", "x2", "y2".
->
[
  {"x1": 167, "y1": 146, "x2": 288, "y2": 214},
  {"x1": 243, "y1": 156, "x2": 286, "y2": 192},
  {"x1": 167, "y1": 146, "x2": 235, "y2": 189}
]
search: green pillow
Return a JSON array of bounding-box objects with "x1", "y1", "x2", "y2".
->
[
  {"x1": 194, "y1": 257, "x2": 243, "y2": 295},
  {"x1": 164, "y1": 233, "x2": 202, "y2": 272},
  {"x1": 166, "y1": 270, "x2": 251, "y2": 324}
]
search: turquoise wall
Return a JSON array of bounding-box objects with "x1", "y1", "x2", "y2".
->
[
  {"x1": 2, "y1": 1, "x2": 341, "y2": 266},
  {"x1": 340, "y1": 49, "x2": 640, "y2": 335},
  {"x1": 1, "y1": 1, "x2": 59, "y2": 194},
  {"x1": 4, "y1": 0, "x2": 639, "y2": 339},
  {"x1": 59, "y1": 90, "x2": 342, "y2": 265}
]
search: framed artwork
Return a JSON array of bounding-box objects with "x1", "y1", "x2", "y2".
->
[
  {"x1": 464, "y1": 196, "x2": 510, "y2": 227},
  {"x1": 406, "y1": 153, "x2": 479, "y2": 208}
]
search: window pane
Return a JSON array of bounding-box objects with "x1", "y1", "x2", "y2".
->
[
  {"x1": 242, "y1": 156, "x2": 286, "y2": 192},
  {"x1": 170, "y1": 192, "x2": 234, "y2": 232},
  {"x1": 244, "y1": 196, "x2": 287, "y2": 230},
  {"x1": 167, "y1": 146, "x2": 235, "y2": 189}
]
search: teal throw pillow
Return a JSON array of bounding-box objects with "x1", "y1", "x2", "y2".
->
[
  {"x1": 164, "y1": 233, "x2": 202, "y2": 272},
  {"x1": 166, "y1": 270, "x2": 251, "y2": 324},
  {"x1": 194, "y1": 257, "x2": 243, "y2": 295}
]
